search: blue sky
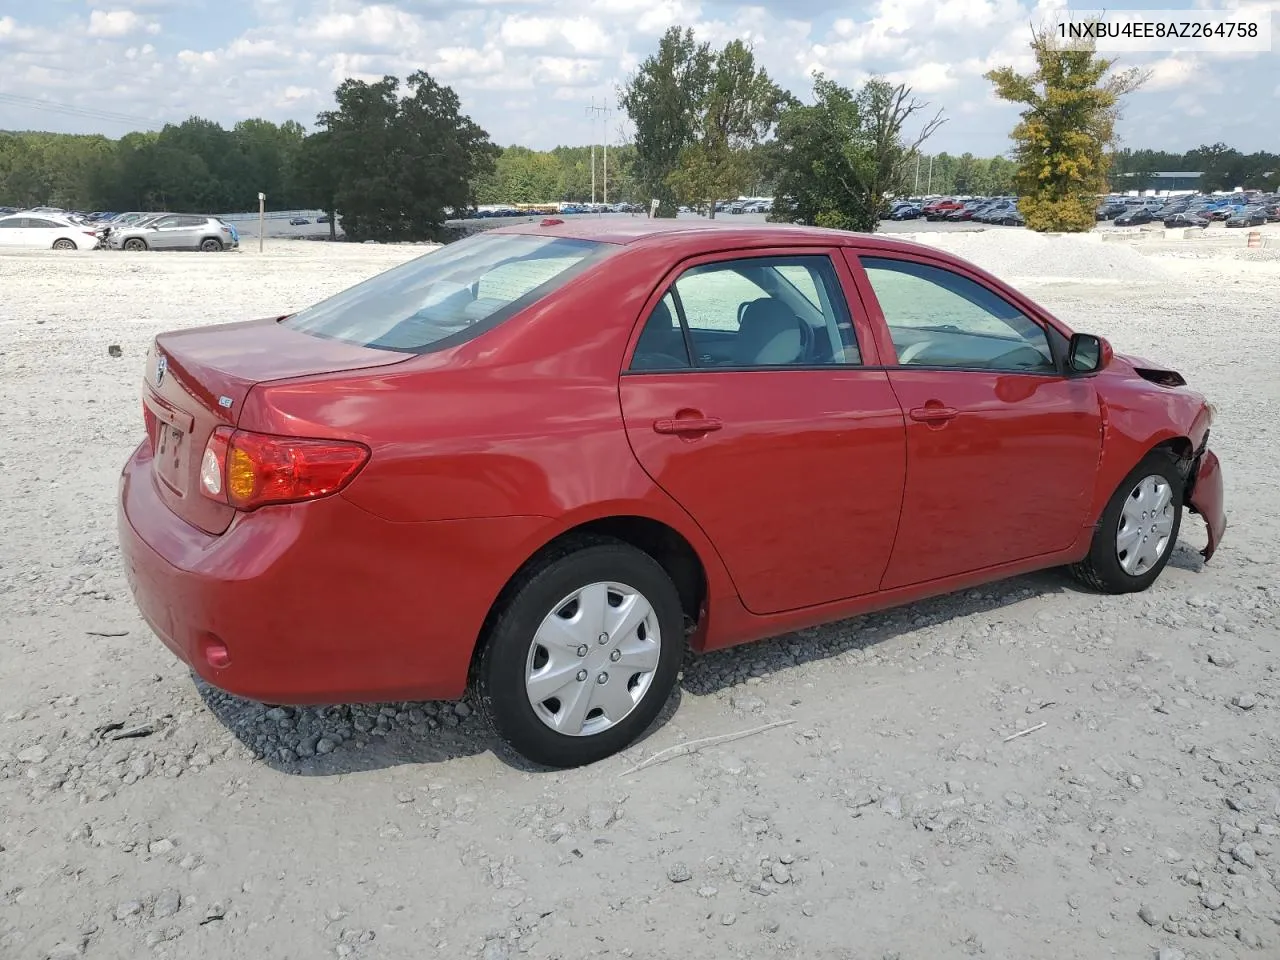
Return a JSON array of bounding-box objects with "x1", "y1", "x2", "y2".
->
[{"x1": 0, "y1": 0, "x2": 1276, "y2": 157}]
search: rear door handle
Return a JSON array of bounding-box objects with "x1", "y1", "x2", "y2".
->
[
  {"x1": 653, "y1": 417, "x2": 723, "y2": 435},
  {"x1": 908, "y1": 405, "x2": 958, "y2": 423}
]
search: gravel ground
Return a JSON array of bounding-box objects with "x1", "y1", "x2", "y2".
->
[{"x1": 1, "y1": 231, "x2": 1278, "y2": 960}]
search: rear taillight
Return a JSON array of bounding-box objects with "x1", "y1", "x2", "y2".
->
[{"x1": 198, "y1": 427, "x2": 369, "y2": 510}]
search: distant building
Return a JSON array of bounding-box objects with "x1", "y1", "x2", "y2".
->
[{"x1": 1111, "y1": 171, "x2": 1204, "y2": 192}]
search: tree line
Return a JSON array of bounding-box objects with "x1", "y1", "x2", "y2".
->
[
  {"x1": 1, "y1": 23, "x2": 1273, "y2": 239},
  {"x1": 1110, "y1": 145, "x2": 1279, "y2": 192}
]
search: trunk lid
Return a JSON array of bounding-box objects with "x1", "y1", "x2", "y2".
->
[{"x1": 142, "y1": 317, "x2": 411, "y2": 535}]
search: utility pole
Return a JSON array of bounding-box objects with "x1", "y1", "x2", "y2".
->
[
  {"x1": 927, "y1": 155, "x2": 934, "y2": 195},
  {"x1": 914, "y1": 155, "x2": 921, "y2": 195},
  {"x1": 257, "y1": 192, "x2": 265, "y2": 252},
  {"x1": 586, "y1": 97, "x2": 612, "y2": 207}
]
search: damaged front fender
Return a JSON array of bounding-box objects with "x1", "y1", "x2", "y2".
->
[{"x1": 1185, "y1": 449, "x2": 1226, "y2": 562}]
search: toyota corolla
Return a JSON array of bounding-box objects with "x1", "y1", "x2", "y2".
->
[{"x1": 118, "y1": 219, "x2": 1226, "y2": 768}]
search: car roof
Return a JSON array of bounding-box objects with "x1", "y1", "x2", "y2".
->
[{"x1": 485, "y1": 217, "x2": 960, "y2": 261}]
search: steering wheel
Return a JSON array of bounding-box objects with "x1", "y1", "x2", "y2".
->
[
  {"x1": 794, "y1": 316, "x2": 815, "y2": 362},
  {"x1": 896, "y1": 340, "x2": 932, "y2": 364}
]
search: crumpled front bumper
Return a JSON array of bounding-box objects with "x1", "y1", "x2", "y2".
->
[{"x1": 1185, "y1": 448, "x2": 1225, "y2": 562}]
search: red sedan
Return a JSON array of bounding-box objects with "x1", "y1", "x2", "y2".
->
[{"x1": 118, "y1": 219, "x2": 1226, "y2": 768}]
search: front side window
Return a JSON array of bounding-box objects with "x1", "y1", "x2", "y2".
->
[
  {"x1": 630, "y1": 254, "x2": 860, "y2": 370},
  {"x1": 860, "y1": 257, "x2": 1056, "y2": 372},
  {"x1": 284, "y1": 232, "x2": 611, "y2": 353}
]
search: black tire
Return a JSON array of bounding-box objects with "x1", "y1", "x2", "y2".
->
[
  {"x1": 124, "y1": 238, "x2": 147, "y2": 252},
  {"x1": 52, "y1": 238, "x2": 76, "y2": 251},
  {"x1": 475, "y1": 535, "x2": 684, "y2": 768},
  {"x1": 200, "y1": 238, "x2": 223, "y2": 252},
  {"x1": 1070, "y1": 448, "x2": 1184, "y2": 593}
]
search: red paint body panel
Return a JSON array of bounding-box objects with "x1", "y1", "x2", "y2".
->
[
  {"x1": 116, "y1": 220, "x2": 1226, "y2": 707},
  {"x1": 119, "y1": 438, "x2": 551, "y2": 703},
  {"x1": 619, "y1": 369, "x2": 906, "y2": 613},
  {"x1": 877, "y1": 369, "x2": 1100, "y2": 587}
]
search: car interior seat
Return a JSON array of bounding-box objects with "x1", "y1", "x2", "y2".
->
[{"x1": 735, "y1": 298, "x2": 804, "y2": 365}]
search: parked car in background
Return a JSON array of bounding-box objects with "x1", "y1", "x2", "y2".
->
[
  {"x1": 0, "y1": 212, "x2": 101, "y2": 250},
  {"x1": 924, "y1": 198, "x2": 964, "y2": 220},
  {"x1": 110, "y1": 214, "x2": 239, "y2": 252},
  {"x1": 1114, "y1": 208, "x2": 1154, "y2": 226},
  {"x1": 1164, "y1": 212, "x2": 1210, "y2": 228},
  {"x1": 289, "y1": 217, "x2": 310, "y2": 226},
  {"x1": 1225, "y1": 206, "x2": 1269, "y2": 228},
  {"x1": 889, "y1": 203, "x2": 922, "y2": 220},
  {"x1": 118, "y1": 219, "x2": 1225, "y2": 768}
]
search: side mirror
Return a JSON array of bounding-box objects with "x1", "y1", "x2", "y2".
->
[{"x1": 1068, "y1": 333, "x2": 1112, "y2": 374}]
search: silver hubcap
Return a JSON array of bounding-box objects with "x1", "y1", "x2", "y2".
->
[
  {"x1": 524, "y1": 581, "x2": 662, "y2": 737},
  {"x1": 1116, "y1": 474, "x2": 1175, "y2": 576}
]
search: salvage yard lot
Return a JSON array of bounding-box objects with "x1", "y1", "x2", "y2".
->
[{"x1": 1, "y1": 234, "x2": 1278, "y2": 960}]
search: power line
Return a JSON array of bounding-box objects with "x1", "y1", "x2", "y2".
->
[
  {"x1": 585, "y1": 96, "x2": 612, "y2": 204},
  {"x1": 0, "y1": 92, "x2": 160, "y2": 128}
]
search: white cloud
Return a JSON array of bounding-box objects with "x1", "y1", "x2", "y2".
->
[
  {"x1": 1145, "y1": 56, "x2": 1200, "y2": 91},
  {"x1": 87, "y1": 10, "x2": 160, "y2": 38},
  {"x1": 0, "y1": 0, "x2": 1271, "y2": 157}
]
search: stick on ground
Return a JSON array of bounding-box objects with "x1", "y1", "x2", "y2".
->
[
  {"x1": 1002, "y1": 721, "x2": 1047, "y2": 742},
  {"x1": 618, "y1": 719, "x2": 797, "y2": 777}
]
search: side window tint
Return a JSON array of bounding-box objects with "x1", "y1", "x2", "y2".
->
[
  {"x1": 640, "y1": 255, "x2": 860, "y2": 370},
  {"x1": 630, "y1": 292, "x2": 691, "y2": 371},
  {"x1": 860, "y1": 257, "x2": 1055, "y2": 373}
]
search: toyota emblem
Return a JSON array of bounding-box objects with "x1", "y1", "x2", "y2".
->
[{"x1": 155, "y1": 354, "x2": 167, "y2": 386}]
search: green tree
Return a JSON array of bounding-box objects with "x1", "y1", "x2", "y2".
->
[
  {"x1": 986, "y1": 27, "x2": 1147, "y2": 231},
  {"x1": 618, "y1": 26, "x2": 714, "y2": 217},
  {"x1": 665, "y1": 39, "x2": 789, "y2": 218},
  {"x1": 292, "y1": 131, "x2": 340, "y2": 239},
  {"x1": 314, "y1": 71, "x2": 496, "y2": 241},
  {"x1": 768, "y1": 73, "x2": 943, "y2": 232}
]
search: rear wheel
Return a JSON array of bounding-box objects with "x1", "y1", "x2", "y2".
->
[
  {"x1": 475, "y1": 536, "x2": 684, "y2": 768},
  {"x1": 52, "y1": 238, "x2": 76, "y2": 251},
  {"x1": 1070, "y1": 449, "x2": 1184, "y2": 593},
  {"x1": 123, "y1": 238, "x2": 147, "y2": 252},
  {"x1": 200, "y1": 238, "x2": 223, "y2": 252}
]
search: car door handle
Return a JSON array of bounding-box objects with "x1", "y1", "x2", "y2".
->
[
  {"x1": 653, "y1": 417, "x2": 723, "y2": 435},
  {"x1": 909, "y1": 405, "x2": 958, "y2": 423}
]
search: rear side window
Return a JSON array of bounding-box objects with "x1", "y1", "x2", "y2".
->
[{"x1": 283, "y1": 233, "x2": 609, "y2": 353}]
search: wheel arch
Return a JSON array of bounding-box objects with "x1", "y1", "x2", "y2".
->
[{"x1": 469, "y1": 513, "x2": 714, "y2": 676}]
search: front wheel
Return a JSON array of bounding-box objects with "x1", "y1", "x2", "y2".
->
[
  {"x1": 475, "y1": 536, "x2": 684, "y2": 768},
  {"x1": 1070, "y1": 449, "x2": 1184, "y2": 593},
  {"x1": 123, "y1": 238, "x2": 147, "y2": 252}
]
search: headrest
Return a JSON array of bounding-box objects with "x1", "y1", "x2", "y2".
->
[{"x1": 737, "y1": 298, "x2": 802, "y2": 365}]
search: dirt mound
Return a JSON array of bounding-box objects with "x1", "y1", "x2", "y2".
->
[{"x1": 893, "y1": 228, "x2": 1173, "y2": 282}]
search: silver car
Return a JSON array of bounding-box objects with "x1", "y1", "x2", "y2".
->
[{"x1": 110, "y1": 214, "x2": 239, "y2": 252}]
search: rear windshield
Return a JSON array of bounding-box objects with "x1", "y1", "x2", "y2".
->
[{"x1": 282, "y1": 232, "x2": 609, "y2": 353}]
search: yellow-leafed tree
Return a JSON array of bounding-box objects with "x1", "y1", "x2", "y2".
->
[{"x1": 986, "y1": 26, "x2": 1147, "y2": 232}]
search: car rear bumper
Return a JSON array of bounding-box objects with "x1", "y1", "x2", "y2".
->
[
  {"x1": 118, "y1": 439, "x2": 548, "y2": 705},
  {"x1": 1186, "y1": 448, "x2": 1225, "y2": 561}
]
